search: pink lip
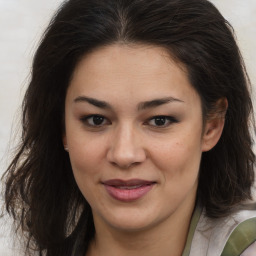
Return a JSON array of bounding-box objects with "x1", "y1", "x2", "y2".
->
[{"x1": 102, "y1": 179, "x2": 156, "y2": 202}]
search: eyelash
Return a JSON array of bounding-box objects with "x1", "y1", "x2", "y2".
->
[
  {"x1": 80, "y1": 115, "x2": 110, "y2": 127},
  {"x1": 79, "y1": 115, "x2": 178, "y2": 128},
  {"x1": 146, "y1": 116, "x2": 179, "y2": 127}
]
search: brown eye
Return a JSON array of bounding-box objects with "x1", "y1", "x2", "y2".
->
[
  {"x1": 153, "y1": 117, "x2": 167, "y2": 126},
  {"x1": 147, "y1": 116, "x2": 178, "y2": 127},
  {"x1": 80, "y1": 115, "x2": 109, "y2": 127},
  {"x1": 90, "y1": 115, "x2": 105, "y2": 125}
]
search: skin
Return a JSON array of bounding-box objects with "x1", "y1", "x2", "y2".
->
[{"x1": 63, "y1": 44, "x2": 225, "y2": 256}]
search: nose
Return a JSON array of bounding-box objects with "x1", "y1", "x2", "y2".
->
[{"x1": 106, "y1": 124, "x2": 146, "y2": 169}]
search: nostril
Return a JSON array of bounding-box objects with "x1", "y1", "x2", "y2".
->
[{"x1": 109, "y1": 160, "x2": 139, "y2": 169}]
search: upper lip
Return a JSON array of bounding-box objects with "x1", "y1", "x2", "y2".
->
[{"x1": 102, "y1": 179, "x2": 156, "y2": 186}]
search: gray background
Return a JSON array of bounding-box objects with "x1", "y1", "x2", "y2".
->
[{"x1": 0, "y1": 0, "x2": 255, "y2": 254}]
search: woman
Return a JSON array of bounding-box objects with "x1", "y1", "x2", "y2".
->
[{"x1": 3, "y1": 0, "x2": 256, "y2": 255}]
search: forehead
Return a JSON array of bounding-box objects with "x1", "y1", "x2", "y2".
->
[{"x1": 67, "y1": 43, "x2": 200, "y2": 108}]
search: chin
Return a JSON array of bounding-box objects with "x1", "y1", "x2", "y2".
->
[
  {"x1": 94, "y1": 206, "x2": 170, "y2": 233},
  {"x1": 109, "y1": 218, "x2": 156, "y2": 233}
]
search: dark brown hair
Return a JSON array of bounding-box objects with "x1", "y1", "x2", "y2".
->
[{"x1": 2, "y1": 0, "x2": 255, "y2": 255}]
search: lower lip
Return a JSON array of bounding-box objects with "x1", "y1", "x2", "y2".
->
[{"x1": 104, "y1": 184, "x2": 155, "y2": 202}]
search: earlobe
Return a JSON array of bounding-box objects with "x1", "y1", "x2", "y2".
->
[
  {"x1": 63, "y1": 134, "x2": 69, "y2": 152},
  {"x1": 202, "y1": 98, "x2": 228, "y2": 152},
  {"x1": 202, "y1": 118, "x2": 225, "y2": 152}
]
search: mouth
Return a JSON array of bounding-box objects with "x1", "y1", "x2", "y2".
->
[{"x1": 102, "y1": 179, "x2": 156, "y2": 202}]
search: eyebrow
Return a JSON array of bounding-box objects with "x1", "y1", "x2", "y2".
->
[
  {"x1": 73, "y1": 96, "x2": 184, "y2": 110},
  {"x1": 137, "y1": 97, "x2": 184, "y2": 110},
  {"x1": 74, "y1": 96, "x2": 112, "y2": 109}
]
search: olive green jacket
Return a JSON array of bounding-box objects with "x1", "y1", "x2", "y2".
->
[{"x1": 183, "y1": 202, "x2": 256, "y2": 256}]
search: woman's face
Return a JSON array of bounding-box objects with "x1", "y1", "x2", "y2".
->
[{"x1": 64, "y1": 44, "x2": 219, "y2": 232}]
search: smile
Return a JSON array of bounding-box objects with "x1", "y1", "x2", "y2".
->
[{"x1": 102, "y1": 179, "x2": 156, "y2": 202}]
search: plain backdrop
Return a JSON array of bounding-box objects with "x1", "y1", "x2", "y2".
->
[{"x1": 0, "y1": 0, "x2": 255, "y2": 255}]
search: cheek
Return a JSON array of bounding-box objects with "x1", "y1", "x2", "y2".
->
[
  {"x1": 68, "y1": 144, "x2": 102, "y2": 205},
  {"x1": 67, "y1": 135, "x2": 104, "y2": 188},
  {"x1": 152, "y1": 129, "x2": 203, "y2": 179},
  {"x1": 152, "y1": 138, "x2": 202, "y2": 206},
  {"x1": 70, "y1": 145, "x2": 100, "y2": 175}
]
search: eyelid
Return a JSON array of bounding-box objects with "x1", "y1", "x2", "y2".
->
[
  {"x1": 79, "y1": 114, "x2": 111, "y2": 127},
  {"x1": 145, "y1": 115, "x2": 179, "y2": 127}
]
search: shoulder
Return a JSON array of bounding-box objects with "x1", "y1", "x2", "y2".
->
[
  {"x1": 241, "y1": 241, "x2": 256, "y2": 256},
  {"x1": 189, "y1": 201, "x2": 256, "y2": 256},
  {"x1": 221, "y1": 204, "x2": 256, "y2": 256}
]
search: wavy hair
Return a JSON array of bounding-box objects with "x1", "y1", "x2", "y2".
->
[{"x1": 2, "y1": 0, "x2": 255, "y2": 255}]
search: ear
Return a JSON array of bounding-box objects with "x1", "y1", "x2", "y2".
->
[
  {"x1": 63, "y1": 133, "x2": 68, "y2": 151},
  {"x1": 202, "y1": 98, "x2": 228, "y2": 152}
]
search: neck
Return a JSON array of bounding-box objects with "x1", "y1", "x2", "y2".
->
[{"x1": 86, "y1": 199, "x2": 196, "y2": 256}]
